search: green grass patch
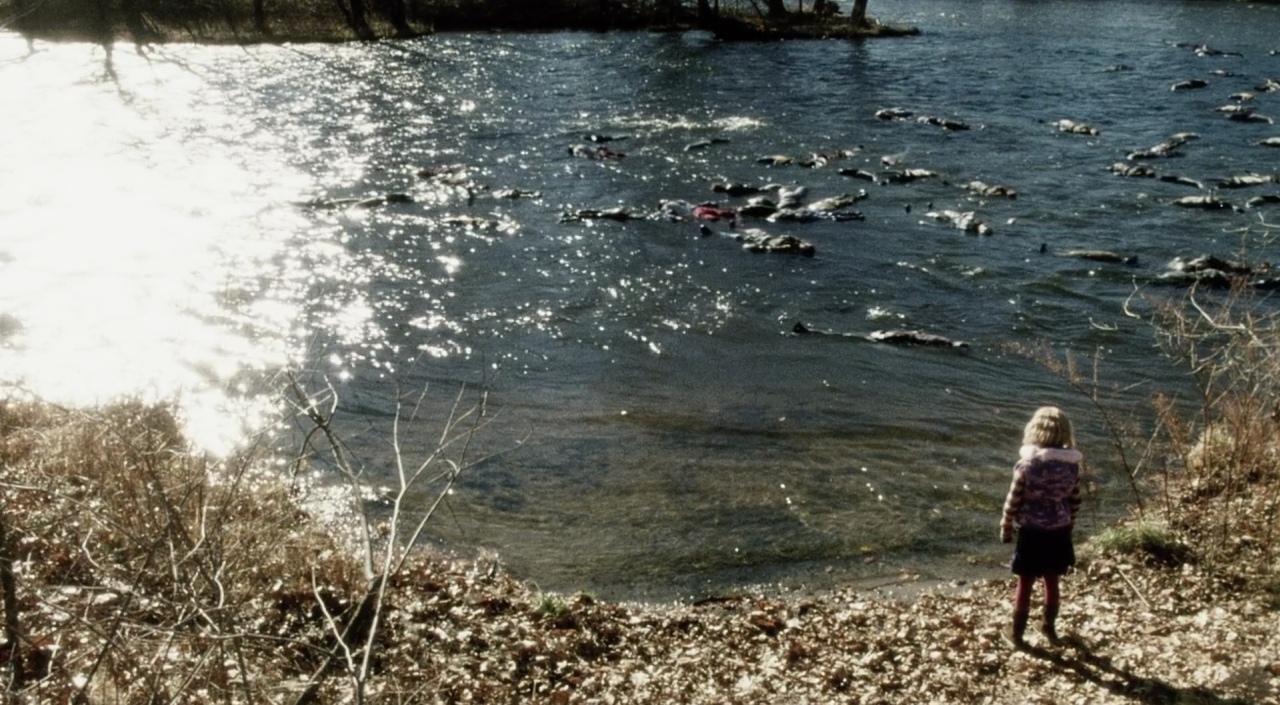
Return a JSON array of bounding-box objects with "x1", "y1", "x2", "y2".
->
[{"x1": 1086, "y1": 521, "x2": 1194, "y2": 567}]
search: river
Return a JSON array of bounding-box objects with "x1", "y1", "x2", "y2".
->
[{"x1": 2, "y1": 0, "x2": 1279, "y2": 600}]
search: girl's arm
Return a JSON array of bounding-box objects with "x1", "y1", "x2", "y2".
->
[
  {"x1": 1000, "y1": 464, "x2": 1027, "y2": 543},
  {"x1": 1067, "y1": 472, "x2": 1082, "y2": 527}
]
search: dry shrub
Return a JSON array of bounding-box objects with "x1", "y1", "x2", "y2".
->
[
  {"x1": 1150, "y1": 283, "x2": 1280, "y2": 591},
  {"x1": 0, "y1": 400, "x2": 363, "y2": 702}
]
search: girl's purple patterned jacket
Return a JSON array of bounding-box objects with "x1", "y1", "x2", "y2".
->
[{"x1": 1000, "y1": 445, "x2": 1083, "y2": 541}]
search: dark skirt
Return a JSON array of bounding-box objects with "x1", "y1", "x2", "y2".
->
[{"x1": 1010, "y1": 526, "x2": 1075, "y2": 577}]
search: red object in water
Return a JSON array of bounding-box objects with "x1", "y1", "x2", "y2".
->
[{"x1": 693, "y1": 204, "x2": 736, "y2": 221}]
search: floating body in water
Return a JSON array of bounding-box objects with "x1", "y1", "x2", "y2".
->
[
  {"x1": 915, "y1": 115, "x2": 971, "y2": 131},
  {"x1": 560, "y1": 207, "x2": 645, "y2": 223},
  {"x1": 684, "y1": 138, "x2": 729, "y2": 152},
  {"x1": 569, "y1": 144, "x2": 625, "y2": 160},
  {"x1": 839, "y1": 168, "x2": 878, "y2": 183},
  {"x1": 1171, "y1": 195, "x2": 1234, "y2": 210},
  {"x1": 296, "y1": 192, "x2": 413, "y2": 210},
  {"x1": 874, "y1": 107, "x2": 913, "y2": 120},
  {"x1": 1127, "y1": 133, "x2": 1198, "y2": 159},
  {"x1": 882, "y1": 169, "x2": 939, "y2": 184},
  {"x1": 712, "y1": 182, "x2": 766, "y2": 197},
  {"x1": 1217, "y1": 173, "x2": 1276, "y2": 189},
  {"x1": 1227, "y1": 110, "x2": 1274, "y2": 124},
  {"x1": 692, "y1": 204, "x2": 738, "y2": 222},
  {"x1": 1159, "y1": 174, "x2": 1204, "y2": 189},
  {"x1": 776, "y1": 185, "x2": 807, "y2": 209},
  {"x1": 798, "y1": 153, "x2": 830, "y2": 169},
  {"x1": 1109, "y1": 162, "x2": 1157, "y2": 178},
  {"x1": 963, "y1": 180, "x2": 1018, "y2": 199},
  {"x1": 735, "y1": 229, "x2": 815, "y2": 256},
  {"x1": 924, "y1": 209, "x2": 992, "y2": 235},
  {"x1": 1054, "y1": 119, "x2": 1099, "y2": 135},
  {"x1": 766, "y1": 208, "x2": 863, "y2": 224},
  {"x1": 738, "y1": 197, "x2": 778, "y2": 218},
  {"x1": 491, "y1": 188, "x2": 541, "y2": 200}
]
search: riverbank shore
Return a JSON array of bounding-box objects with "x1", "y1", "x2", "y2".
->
[
  {"x1": 0, "y1": 0, "x2": 917, "y2": 44},
  {"x1": 1, "y1": 400, "x2": 1276, "y2": 703}
]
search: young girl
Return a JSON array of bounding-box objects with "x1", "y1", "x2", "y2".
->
[{"x1": 1000, "y1": 406, "x2": 1082, "y2": 648}]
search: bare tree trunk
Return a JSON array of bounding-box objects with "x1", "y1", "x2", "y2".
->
[
  {"x1": 696, "y1": 0, "x2": 711, "y2": 22},
  {"x1": 851, "y1": 0, "x2": 868, "y2": 25},
  {"x1": 0, "y1": 507, "x2": 23, "y2": 688},
  {"x1": 253, "y1": 0, "x2": 267, "y2": 34},
  {"x1": 377, "y1": 0, "x2": 409, "y2": 36},
  {"x1": 655, "y1": 0, "x2": 680, "y2": 23},
  {"x1": 347, "y1": 0, "x2": 374, "y2": 39}
]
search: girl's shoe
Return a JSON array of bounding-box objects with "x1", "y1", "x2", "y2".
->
[
  {"x1": 1004, "y1": 611, "x2": 1029, "y2": 650},
  {"x1": 1041, "y1": 604, "x2": 1062, "y2": 645}
]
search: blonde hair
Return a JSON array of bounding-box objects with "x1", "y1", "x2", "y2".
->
[{"x1": 1023, "y1": 406, "x2": 1075, "y2": 448}]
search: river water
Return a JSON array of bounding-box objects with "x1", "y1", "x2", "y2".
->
[{"x1": 2, "y1": 0, "x2": 1279, "y2": 600}]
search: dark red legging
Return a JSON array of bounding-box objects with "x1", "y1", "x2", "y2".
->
[{"x1": 1014, "y1": 574, "x2": 1060, "y2": 613}]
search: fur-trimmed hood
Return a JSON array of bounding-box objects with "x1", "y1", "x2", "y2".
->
[{"x1": 1019, "y1": 445, "x2": 1083, "y2": 464}]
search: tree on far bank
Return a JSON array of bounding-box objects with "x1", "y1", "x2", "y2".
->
[{"x1": 851, "y1": 0, "x2": 868, "y2": 25}]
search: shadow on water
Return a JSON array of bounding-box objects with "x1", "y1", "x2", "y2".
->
[{"x1": 1028, "y1": 636, "x2": 1258, "y2": 705}]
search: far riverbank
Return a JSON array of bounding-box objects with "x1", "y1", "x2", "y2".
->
[{"x1": 1, "y1": 0, "x2": 917, "y2": 44}]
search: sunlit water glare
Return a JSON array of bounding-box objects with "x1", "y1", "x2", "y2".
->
[{"x1": 3, "y1": 0, "x2": 1280, "y2": 599}]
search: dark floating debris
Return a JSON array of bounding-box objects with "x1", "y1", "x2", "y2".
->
[
  {"x1": 1171, "y1": 79, "x2": 1209, "y2": 91},
  {"x1": 1059, "y1": 250, "x2": 1139, "y2": 266},
  {"x1": 1247, "y1": 194, "x2": 1280, "y2": 209},
  {"x1": 792, "y1": 322, "x2": 968, "y2": 349},
  {"x1": 868, "y1": 329, "x2": 968, "y2": 348}
]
